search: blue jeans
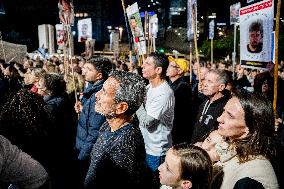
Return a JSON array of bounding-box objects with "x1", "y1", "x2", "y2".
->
[{"x1": 146, "y1": 154, "x2": 165, "y2": 172}]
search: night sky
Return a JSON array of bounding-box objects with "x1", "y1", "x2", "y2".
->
[{"x1": 0, "y1": 0, "x2": 282, "y2": 51}]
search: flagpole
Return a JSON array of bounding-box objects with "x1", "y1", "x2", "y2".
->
[
  {"x1": 190, "y1": 0, "x2": 201, "y2": 81},
  {"x1": 273, "y1": 0, "x2": 281, "y2": 117},
  {"x1": 120, "y1": 0, "x2": 133, "y2": 55},
  {"x1": 232, "y1": 23, "x2": 237, "y2": 80},
  {"x1": 211, "y1": 38, "x2": 213, "y2": 64},
  {"x1": 189, "y1": 42, "x2": 193, "y2": 84}
]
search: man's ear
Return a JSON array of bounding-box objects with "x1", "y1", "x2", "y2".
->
[
  {"x1": 96, "y1": 72, "x2": 103, "y2": 80},
  {"x1": 218, "y1": 83, "x2": 226, "y2": 92},
  {"x1": 155, "y1": 66, "x2": 162, "y2": 75},
  {"x1": 115, "y1": 102, "x2": 128, "y2": 115},
  {"x1": 181, "y1": 180, "x2": 192, "y2": 189}
]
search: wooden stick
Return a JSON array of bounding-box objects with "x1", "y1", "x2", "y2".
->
[
  {"x1": 190, "y1": 0, "x2": 201, "y2": 81},
  {"x1": 189, "y1": 42, "x2": 193, "y2": 84},
  {"x1": 273, "y1": 0, "x2": 281, "y2": 117},
  {"x1": 66, "y1": 25, "x2": 78, "y2": 104}
]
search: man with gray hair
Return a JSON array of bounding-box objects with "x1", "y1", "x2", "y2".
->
[
  {"x1": 85, "y1": 70, "x2": 151, "y2": 189},
  {"x1": 191, "y1": 69, "x2": 231, "y2": 143}
]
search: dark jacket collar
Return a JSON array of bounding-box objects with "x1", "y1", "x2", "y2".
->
[{"x1": 84, "y1": 80, "x2": 105, "y2": 98}]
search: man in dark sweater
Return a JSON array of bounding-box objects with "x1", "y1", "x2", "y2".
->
[
  {"x1": 191, "y1": 69, "x2": 231, "y2": 143},
  {"x1": 84, "y1": 71, "x2": 151, "y2": 189}
]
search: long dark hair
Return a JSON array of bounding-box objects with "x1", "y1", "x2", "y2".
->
[{"x1": 231, "y1": 91, "x2": 276, "y2": 162}]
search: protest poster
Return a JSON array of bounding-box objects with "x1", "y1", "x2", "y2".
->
[
  {"x1": 209, "y1": 20, "x2": 214, "y2": 40},
  {"x1": 126, "y1": 2, "x2": 147, "y2": 55},
  {"x1": 55, "y1": 24, "x2": 66, "y2": 50},
  {"x1": 78, "y1": 18, "x2": 92, "y2": 42},
  {"x1": 240, "y1": 0, "x2": 274, "y2": 70},
  {"x1": 187, "y1": 0, "x2": 197, "y2": 41},
  {"x1": 149, "y1": 14, "x2": 158, "y2": 39},
  {"x1": 58, "y1": 0, "x2": 74, "y2": 25},
  {"x1": 230, "y1": 2, "x2": 241, "y2": 25}
]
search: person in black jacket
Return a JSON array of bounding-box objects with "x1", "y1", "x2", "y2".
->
[
  {"x1": 73, "y1": 57, "x2": 112, "y2": 186},
  {"x1": 166, "y1": 57, "x2": 193, "y2": 144},
  {"x1": 191, "y1": 69, "x2": 231, "y2": 143},
  {"x1": 37, "y1": 73, "x2": 78, "y2": 189}
]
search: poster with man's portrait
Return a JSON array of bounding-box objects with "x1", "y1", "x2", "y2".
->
[
  {"x1": 240, "y1": 0, "x2": 274, "y2": 70},
  {"x1": 187, "y1": 0, "x2": 197, "y2": 41},
  {"x1": 55, "y1": 24, "x2": 66, "y2": 48},
  {"x1": 58, "y1": 0, "x2": 74, "y2": 25},
  {"x1": 78, "y1": 18, "x2": 92, "y2": 42},
  {"x1": 126, "y1": 2, "x2": 146, "y2": 55},
  {"x1": 230, "y1": 2, "x2": 241, "y2": 25},
  {"x1": 149, "y1": 14, "x2": 158, "y2": 39}
]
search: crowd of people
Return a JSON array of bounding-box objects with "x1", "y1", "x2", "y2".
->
[{"x1": 0, "y1": 52, "x2": 283, "y2": 189}]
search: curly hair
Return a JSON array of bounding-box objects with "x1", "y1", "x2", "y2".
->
[
  {"x1": 231, "y1": 91, "x2": 276, "y2": 163},
  {"x1": 109, "y1": 70, "x2": 146, "y2": 116}
]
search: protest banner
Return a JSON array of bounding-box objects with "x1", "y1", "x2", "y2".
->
[
  {"x1": 187, "y1": 0, "x2": 197, "y2": 41},
  {"x1": 230, "y1": 2, "x2": 241, "y2": 25},
  {"x1": 240, "y1": 0, "x2": 274, "y2": 70},
  {"x1": 78, "y1": 18, "x2": 92, "y2": 42},
  {"x1": 126, "y1": 2, "x2": 147, "y2": 55}
]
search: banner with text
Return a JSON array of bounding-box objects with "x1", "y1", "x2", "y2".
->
[{"x1": 240, "y1": 0, "x2": 274, "y2": 70}]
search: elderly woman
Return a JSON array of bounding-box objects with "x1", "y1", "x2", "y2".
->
[
  {"x1": 84, "y1": 70, "x2": 151, "y2": 189},
  {"x1": 217, "y1": 91, "x2": 278, "y2": 189}
]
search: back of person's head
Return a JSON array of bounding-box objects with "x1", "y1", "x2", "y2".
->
[
  {"x1": 120, "y1": 63, "x2": 129, "y2": 72},
  {"x1": 42, "y1": 73, "x2": 66, "y2": 96},
  {"x1": 32, "y1": 68, "x2": 46, "y2": 79},
  {"x1": 0, "y1": 89, "x2": 49, "y2": 149},
  {"x1": 172, "y1": 143, "x2": 212, "y2": 189},
  {"x1": 65, "y1": 72, "x2": 84, "y2": 94},
  {"x1": 148, "y1": 52, "x2": 169, "y2": 79},
  {"x1": 109, "y1": 70, "x2": 146, "y2": 116},
  {"x1": 45, "y1": 62, "x2": 58, "y2": 73},
  {"x1": 232, "y1": 90, "x2": 275, "y2": 162},
  {"x1": 5, "y1": 65, "x2": 20, "y2": 79},
  {"x1": 87, "y1": 56, "x2": 112, "y2": 80}
]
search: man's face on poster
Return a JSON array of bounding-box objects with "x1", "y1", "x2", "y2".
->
[
  {"x1": 130, "y1": 19, "x2": 137, "y2": 29},
  {"x1": 249, "y1": 30, "x2": 262, "y2": 49},
  {"x1": 82, "y1": 24, "x2": 88, "y2": 35}
]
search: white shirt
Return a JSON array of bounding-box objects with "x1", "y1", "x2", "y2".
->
[{"x1": 138, "y1": 81, "x2": 175, "y2": 156}]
